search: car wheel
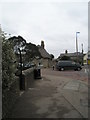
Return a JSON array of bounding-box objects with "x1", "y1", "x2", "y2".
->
[
  {"x1": 77, "y1": 68, "x2": 81, "y2": 71},
  {"x1": 61, "y1": 67, "x2": 64, "y2": 71}
]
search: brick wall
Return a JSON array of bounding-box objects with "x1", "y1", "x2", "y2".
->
[{"x1": 22, "y1": 68, "x2": 35, "y2": 90}]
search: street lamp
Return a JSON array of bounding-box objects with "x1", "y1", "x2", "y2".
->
[
  {"x1": 18, "y1": 48, "x2": 23, "y2": 90},
  {"x1": 76, "y1": 32, "x2": 80, "y2": 63},
  {"x1": 81, "y1": 43, "x2": 84, "y2": 66},
  {"x1": 18, "y1": 48, "x2": 26, "y2": 90}
]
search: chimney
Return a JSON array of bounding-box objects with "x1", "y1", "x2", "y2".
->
[
  {"x1": 65, "y1": 50, "x2": 68, "y2": 54},
  {"x1": 41, "y1": 40, "x2": 44, "y2": 49}
]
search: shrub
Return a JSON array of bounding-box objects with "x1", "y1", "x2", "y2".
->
[{"x1": 2, "y1": 38, "x2": 17, "y2": 89}]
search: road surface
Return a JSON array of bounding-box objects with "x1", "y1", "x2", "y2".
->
[{"x1": 9, "y1": 67, "x2": 88, "y2": 118}]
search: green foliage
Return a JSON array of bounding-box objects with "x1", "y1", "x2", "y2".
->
[
  {"x1": 50, "y1": 54, "x2": 54, "y2": 60},
  {"x1": 25, "y1": 43, "x2": 41, "y2": 62},
  {"x1": 8, "y1": 36, "x2": 41, "y2": 63},
  {"x1": 8, "y1": 35, "x2": 26, "y2": 47},
  {"x1": 2, "y1": 38, "x2": 17, "y2": 89}
]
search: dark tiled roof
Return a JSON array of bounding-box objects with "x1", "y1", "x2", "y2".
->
[
  {"x1": 60, "y1": 52, "x2": 83, "y2": 57},
  {"x1": 38, "y1": 46, "x2": 51, "y2": 59}
]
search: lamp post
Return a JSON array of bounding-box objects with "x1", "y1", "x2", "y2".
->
[
  {"x1": 81, "y1": 43, "x2": 84, "y2": 66},
  {"x1": 18, "y1": 48, "x2": 23, "y2": 90},
  {"x1": 18, "y1": 48, "x2": 26, "y2": 90},
  {"x1": 76, "y1": 32, "x2": 80, "y2": 63}
]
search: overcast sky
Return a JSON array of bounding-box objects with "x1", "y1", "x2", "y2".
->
[{"x1": 0, "y1": 0, "x2": 89, "y2": 58}]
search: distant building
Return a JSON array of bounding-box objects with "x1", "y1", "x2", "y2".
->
[
  {"x1": 37, "y1": 41, "x2": 52, "y2": 68},
  {"x1": 58, "y1": 50, "x2": 83, "y2": 64},
  {"x1": 84, "y1": 53, "x2": 88, "y2": 64},
  {"x1": 84, "y1": 51, "x2": 90, "y2": 64}
]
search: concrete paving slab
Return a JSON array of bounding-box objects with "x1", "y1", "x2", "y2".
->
[
  {"x1": 62, "y1": 80, "x2": 88, "y2": 118},
  {"x1": 9, "y1": 75, "x2": 83, "y2": 118},
  {"x1": 63, "y1": 81, "x2": 80, "y2": 91},
  {"x1": 8, "y1": 69, "x2": 88, "y2": 118}
]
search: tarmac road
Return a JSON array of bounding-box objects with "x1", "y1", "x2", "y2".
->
[
  {"x1": 9, "y1": 67, "x2": 88, "y2": 118},
  {"x1": 43, "y1": 66, "x2": 88, "y2": 83}
]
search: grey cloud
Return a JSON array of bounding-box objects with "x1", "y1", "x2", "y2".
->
[{"x1": 0, "y1": 1, "x2": 88, "y2": 58}]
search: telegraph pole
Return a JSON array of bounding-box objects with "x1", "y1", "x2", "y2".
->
[
  {"x1": 81, "y1": 44, "x2": 84, "y2": 66},
  {"x1": 76, "y1": 32, "x2": 80, "y2": 63}
]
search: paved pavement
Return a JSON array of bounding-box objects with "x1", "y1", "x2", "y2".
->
[
  {"x1": 9, "y1": 68, "x2": 88, "y2": 118},
  {"x1": 62, "y1": 80, "x2": 88, "y2": 118}
]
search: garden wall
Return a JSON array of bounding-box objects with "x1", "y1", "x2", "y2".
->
[{"x1": 2, "y1": 68, "x2": 35, "y2": 118}]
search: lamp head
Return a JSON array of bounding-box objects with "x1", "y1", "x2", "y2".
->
[{"x1": 76, "y1": 32, "x2": 80, "y2": 34}]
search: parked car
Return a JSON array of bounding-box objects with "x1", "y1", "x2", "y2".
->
[
  {"x1": 17, "y1": 63, "x2": 35, "y2": 70},
  {"x1": 23, "y1": 63, "x2": 35, "y2": 70},
  {"x1": 56, "y1": 61, "x2": 82, "y2": 71}
]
